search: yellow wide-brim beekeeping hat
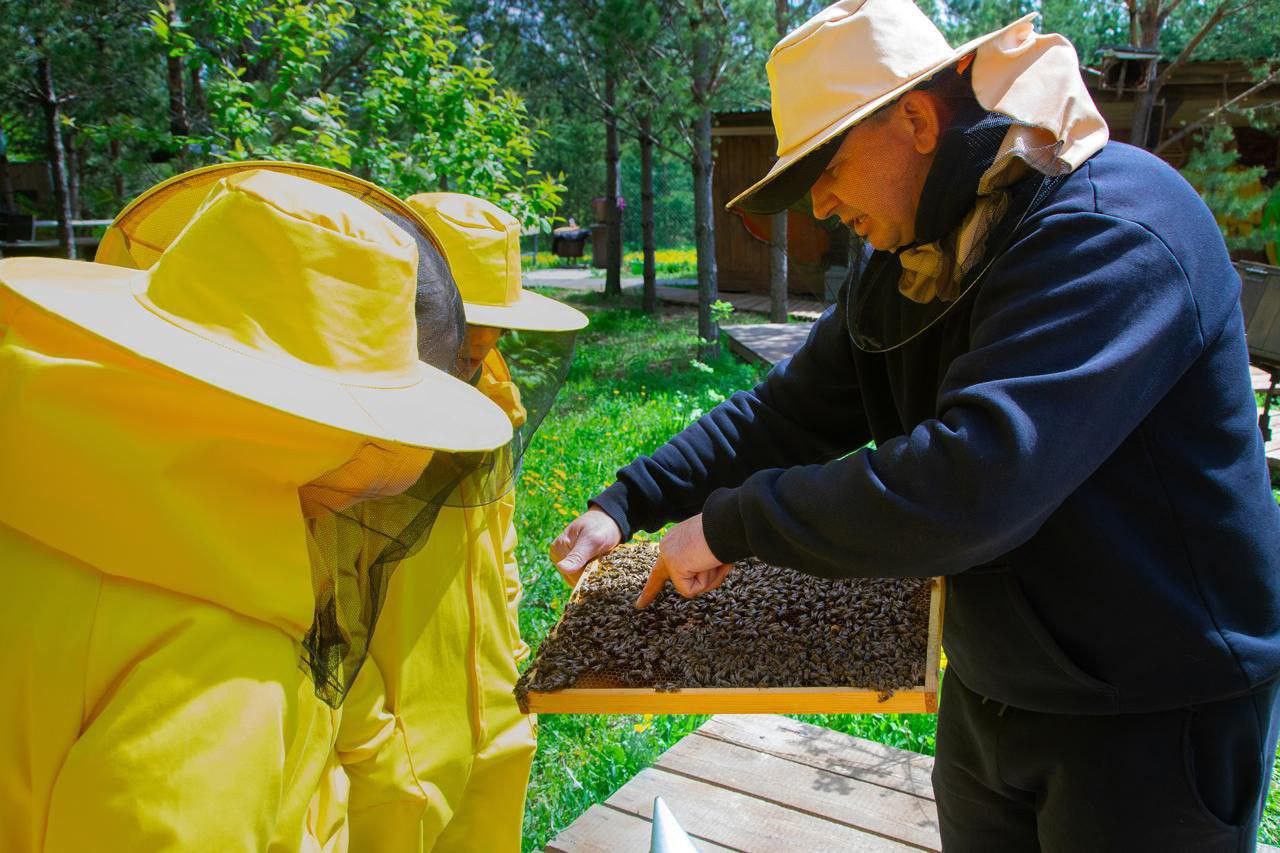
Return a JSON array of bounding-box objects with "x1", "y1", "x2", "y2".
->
[
  {"x1": 2, "y1": 169, "x2": 512, "y2": 452},
  {"x1": 728, "y1": 0, "x2": 1036, "y2": 214},
  {"x1": 406, "y1": 193, "x2": 588, "y2": 333},
  {"x1": 97, "y1": 160, "x2": 439, "y2": 270}
]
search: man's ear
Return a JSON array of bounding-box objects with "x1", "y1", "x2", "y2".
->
[{"x1": 898, "y1": 91, "x2": 942, "y2": 156}]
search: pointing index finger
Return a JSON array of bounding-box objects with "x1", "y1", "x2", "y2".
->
[{"x1": 635, "y1": 556, "x2": 670, "y2": 609}]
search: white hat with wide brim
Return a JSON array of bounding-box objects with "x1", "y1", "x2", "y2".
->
[
  {"x1": 3, "y1": 171, "x2": 512, "y2": 453},
  {"x1": 727, "y1": 0, "x2": 1037, "y2": 214}
]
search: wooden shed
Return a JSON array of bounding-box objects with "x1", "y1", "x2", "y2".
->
[
  {"x1": 712, "y1": 59, "x2": 1279, "y2": 296},
  {"x1": 712, "y1": 111, "x2": 850, "y2": 298}
]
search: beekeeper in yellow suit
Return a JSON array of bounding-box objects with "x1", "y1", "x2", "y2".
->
[
  {"x1": 334, "y1": 193, "x2": 586, "y2": 852},
  {"x1": 0, "y1": 169, "x2": 512, "y2": 852}
]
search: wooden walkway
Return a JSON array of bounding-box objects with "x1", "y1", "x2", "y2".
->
[
  {"x1": 547, "y1": 714, "x2": 1280, "y2": 852},
  {"x1": 545, "y1": 715, "x2": 941, "y2": 852},
  {"x1": 656, "y1": 286, "x2": 826, "y2": 320},
  {"x1": 721, "y1": 322, "x2": 811, "y2": 368}
]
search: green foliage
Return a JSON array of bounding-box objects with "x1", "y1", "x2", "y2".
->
[
  {"x1": 173, "y1": 0, "x2": 562, "y2": 229},
  {"x1": 1180, "y1": 123, "x2": 1278, "y2": 251},
  {"x1": 0, "y1": 0, "x2": 563, "y2": 227}
]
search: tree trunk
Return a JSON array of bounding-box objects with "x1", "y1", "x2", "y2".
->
[
  {"x1": 769, "y1": 0, "x2": 790, "y2": 322},
  {"x1": 640, "y1": 114, "x2": 657, "y2": 314},
  {"x1": 1127, "y1": 3, "x2": 1161, "y2": 149},
  {"x1": 0, "y1": 125, "x2": 13, "y2": 211},
  {"x1": 189, "y1": 61, "x2": 205, "y2": 125},
  {"x1": 770, "y1": 213, "x2": 788, "y2": 321},
  {"x1": 66, "y1": 135, "x2": 81, "y2": 219},
  {"x1": 166, "y1": 0, "x2": 190, "y2": 164},
  {"x1": 604, "y1": 68, "x2": 623, "y2": 298},
  {"x1": 691, "y1": 11, "x2": 718, "y2": 358},
  {"x1": 36, "y1": 47, "x2": 76, "y2": 260},
  {"x1": 0, "y1": 154, "x2": 15, "y2": 213},
  {"x1": 109, "y1": 136, "x2": 125, "y2": 204}
]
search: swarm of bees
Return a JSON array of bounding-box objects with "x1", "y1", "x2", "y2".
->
[{"x1": 515, "y1": 542, "x2": 930, "y2": 712}]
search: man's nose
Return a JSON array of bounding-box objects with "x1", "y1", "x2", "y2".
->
[{"x1": 810, "y1": 173, "x2": 837, "y2": 220}]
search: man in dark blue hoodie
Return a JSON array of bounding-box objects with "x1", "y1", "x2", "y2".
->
[{"x1": 551, "y1": 1, "x2": 1280, "y2": 848}]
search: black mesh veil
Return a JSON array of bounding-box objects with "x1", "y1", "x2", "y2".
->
[
  {"x1": 300, "y1": 445, "x2": 488, "y2": 706},
  {"x1": 95, "y1": 161, "x2": 505, "y2": 707},
  {"x1": 431, "y1": 327, "x2": 578, "y2": 509},
  {"x1": 500, "y1": 328, "x2": 577, "y2": 461}
]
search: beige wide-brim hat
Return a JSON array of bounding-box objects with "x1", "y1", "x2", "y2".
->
[
  {"x1": 3, "y1": 169, "x2": 512, "y2": 453},
  {"x1": 406, "y1": 193, "x2": 587, "y2": 333},
  {"x1": 728, "y1": 0, "x2": 1036, "y2": 214}
]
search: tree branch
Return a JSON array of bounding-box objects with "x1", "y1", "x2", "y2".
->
[
  {"x1": 1157, "y1": 0, "x2": 1190, "y2": 24},
  {"x1": 1154, "y1": 64, "x2": 1280, "y2": 154},
  {"x1": 1152, "y1": 0, "x2": 1236, "y2": 92}
]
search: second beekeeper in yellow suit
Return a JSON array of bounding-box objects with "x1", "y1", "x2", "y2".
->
[
  {"x1": 335, "y1": 193, "x2": 586, "y2": 852},
  {"x1": 0, "y1": 169, "x2": 512, "y2": 851}
]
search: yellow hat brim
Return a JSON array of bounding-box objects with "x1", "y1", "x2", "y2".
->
[
  {"x1": 726, "y1": 14, "x2": 1037, "y2": 213},
  {"x1": 463, "y1": 288, "x2": 588, "y2": 332},
  {"x1": 0, "y1": 257, "x2": 512, "y2": 453}
]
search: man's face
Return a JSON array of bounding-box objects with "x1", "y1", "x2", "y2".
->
[{"x1": 809, "y1": 93, "x2": 940, "y2": 252}]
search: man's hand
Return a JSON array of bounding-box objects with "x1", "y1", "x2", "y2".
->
[
  {"x1": 550, "y1": 506, "x2": 622, "y2": 586},
  {"x1": 636, "y1": 514, "x2": 733, "y2": 609}
]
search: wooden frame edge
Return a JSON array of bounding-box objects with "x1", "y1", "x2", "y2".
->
[{"x1": 524, "y1": 685, "x2": 934, "y2": 715}]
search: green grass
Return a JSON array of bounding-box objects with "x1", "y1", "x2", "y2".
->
[{"x1": 514, "y1": 290, "x2": 1280, "y2": 849}]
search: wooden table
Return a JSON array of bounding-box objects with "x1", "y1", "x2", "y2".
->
[
  {"x1": 545, "y1": 714, "x2": 941, "y2": 851},
  {"x1": 547, "y1": 714, "x2": 1280, "y2": 851}
]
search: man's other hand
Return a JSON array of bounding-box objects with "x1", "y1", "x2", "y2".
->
[
  {"x1": 636, "y1": 514, "x2": 733, "y2": 609},
  {"x1": 550, "y1": 506, "x2": 622, "y2": 586}
]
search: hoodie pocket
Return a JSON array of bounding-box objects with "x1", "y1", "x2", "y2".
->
[{"x1": 945, "y1": 568, "x2": 1119, "y2": 713}]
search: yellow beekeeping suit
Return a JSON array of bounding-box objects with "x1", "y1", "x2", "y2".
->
[
  {"x1": 0, "y1": 293, "x2": 360, "y2": 852},
  {"x1": 339, "y1": 349, "x2": 535, "y2": 852}
]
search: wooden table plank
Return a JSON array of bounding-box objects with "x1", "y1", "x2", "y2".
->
[
  {"x1": 655, "y1": 731, "x2": 940, "y2": 849},
  {"x1": 700, "y1": 715, "x2": 937, "y2": 801},
  {"x1": 606, "y1": 767, "x2": 923, "y2": 851},
  {"x1": 544, "y1": 804, "x2": 737, "y2": 853}
]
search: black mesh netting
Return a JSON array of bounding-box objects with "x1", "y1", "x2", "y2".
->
[
  {"x1": 301, "y1": 446, "x2": 495, "y2": 707},
  {"x1": 441, "y1": 327, "x2": 578, "y2": 509}
]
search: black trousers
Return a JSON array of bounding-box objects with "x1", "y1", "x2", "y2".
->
[{"x1": 932, "y1": 669, "x2": 1280, "y2": 852}]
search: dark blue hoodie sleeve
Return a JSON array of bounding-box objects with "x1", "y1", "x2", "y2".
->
[
  {"x1": 700, "y1": 211, "x2": 1207, "y2": 577},
  {"x1": 590, "y1": 299, "x2": 872, "y2": 539}
]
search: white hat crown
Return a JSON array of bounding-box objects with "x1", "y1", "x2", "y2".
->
[{"x1": 768, "y1": 0, "x2": 952, "y2": 157}]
